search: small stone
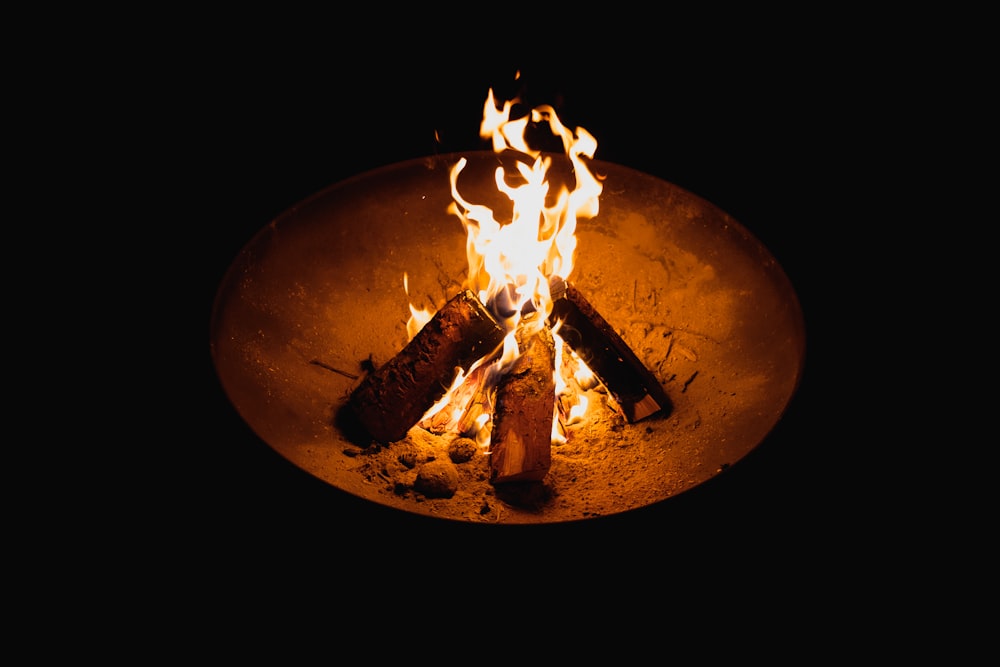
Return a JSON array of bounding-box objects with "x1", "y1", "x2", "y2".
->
[
  {"x1": 414, "y1": 460, "x2": 460, "y2": 498},
  {"x1": 448, "y1": 437, "x2": 478, "y2": 463}
]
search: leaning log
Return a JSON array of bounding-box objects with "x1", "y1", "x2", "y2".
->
[
  {"x1": 490, "y1": 320, "x2": 555, "y2": 484},
  {"x1": 548, "y1": 276, "x2": 671, "y2": 422},
  {"x1": 348, "y1": 290, "x2": 505, "y2": 443}
]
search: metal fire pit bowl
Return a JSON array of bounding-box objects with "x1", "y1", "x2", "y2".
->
[{"x1": 210, "y1": 151, "x2": 805, "y2": 524}]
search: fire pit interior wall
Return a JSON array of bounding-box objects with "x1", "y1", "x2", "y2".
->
[{"x1": 211, "y1": 152, "x2": 805, "y2": 524}]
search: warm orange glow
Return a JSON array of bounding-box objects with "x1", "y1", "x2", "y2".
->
[
  {"x1": 403, "y1": 272, "x2": 434, "y2": 340},
  {"x1": 407, "y1": 88, "x2": 605, "y2": 448},
  {"x1": 451, "y1": 89, "x2": 603, "y2": 333}
]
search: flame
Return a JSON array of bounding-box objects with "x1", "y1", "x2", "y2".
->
[
  {"x1": 450, "y1": 89, "x2": 603, "y2": 331},
  {"x1": 408, "y1": 87, "x2": 605, "y2": 447},
  {"x1": 403, "y1": 272, "x2": 434, "y2": 340},
  {"x1": 551, "y1": 322, "x2": 592, "y2": 445}
]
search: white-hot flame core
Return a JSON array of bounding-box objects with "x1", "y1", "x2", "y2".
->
[
  {"x1": 450, "y1": 89, "x2": 604, "y2": 338},
  {"x1": 406, "y1": 88, "x2": 605, "y2": 447}
]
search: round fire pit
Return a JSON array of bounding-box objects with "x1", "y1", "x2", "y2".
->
[{"x1": 210, "y1": 151, "x2": 805, "y2": 524}]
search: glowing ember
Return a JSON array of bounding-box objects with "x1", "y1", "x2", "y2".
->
[{"x1": 407, "y1": 88, "x2": 605, "y2": 447}]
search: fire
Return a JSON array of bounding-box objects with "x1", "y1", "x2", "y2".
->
[
  {"x1": 402, "y1": 272, "x2": 434, "y2": 340},
  {"x1": 453, "y1": 88, "x2": 602, "y2": 321},
  {"x1": 407, "y1": 88, "x2": 605, "y2": 447}
]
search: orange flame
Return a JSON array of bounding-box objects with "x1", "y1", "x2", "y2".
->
[
  {"x1": 403, "y1": 272, "x2": 434, "y2": 340},
  {"x1": 450, "y1": 89, "x2": 603, "y2": 331},
  {"x1": 409, "y1": 87, "x2": 604, "y2": 446}
]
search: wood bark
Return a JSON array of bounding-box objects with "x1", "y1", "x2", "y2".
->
[
  {"x1": 348, "y1": 290, "x2": 504, "y2": 443},
  {"x1": 489, "y1": 321, "x2": 555, "y2": 484},
  {"x1": 548, "y1": 277, "x2": 671, "y2": 422}
]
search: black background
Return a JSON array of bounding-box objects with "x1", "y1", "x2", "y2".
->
[{"x1": 187, "y1": 37, "x2": 857, "y2": 572}]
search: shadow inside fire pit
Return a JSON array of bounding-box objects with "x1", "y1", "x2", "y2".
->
[
  {"x1": 333, "y1": 403, "x2": 372, "y2": 447},
  {"x1": 492, "y1": 480, "x2": 554, "y2": 511}
]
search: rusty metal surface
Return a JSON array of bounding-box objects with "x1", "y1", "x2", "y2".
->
[{"x1": 210, "y1": 152, "x2": 805, "y2": 524}]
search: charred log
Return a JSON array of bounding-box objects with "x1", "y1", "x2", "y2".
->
[
  {"x1": 548, "y1": 276, "x2": 671, "y2": 422},
  {"x1": 348, "y1": 290, "x2": 504, "y2": 443},
  {"x1": 490, "y1": 319, "x2": 555, "y2": 484}
]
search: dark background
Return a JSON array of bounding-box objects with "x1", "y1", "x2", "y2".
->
[{"x1": 189, "y1": 40, "x2": 856, "y2": 567}]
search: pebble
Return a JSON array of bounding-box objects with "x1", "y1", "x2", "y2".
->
[{"x1": 414, "y1": 460, "x2": 460, "y2": 498}]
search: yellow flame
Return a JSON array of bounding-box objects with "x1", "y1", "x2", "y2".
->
[
  {"x1": 406, "y1": 87, "x2": 605, "y2": 446},
  {"x1": 451, "y1": 88, "x2": 604, "y2": 338},
  {"x1": 420, "y1": 366, "x2": 468, "y2": 423},
  {"x1": 403, "y1": 272, "x2": 434, "y2": 340},
  {"x1": 553, "y1": 327, "x2": 592, "y2": 435}
]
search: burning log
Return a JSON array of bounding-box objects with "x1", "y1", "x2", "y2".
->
[
  {"x1": 419, "y1": 363, "x2": 493, "y2": 436},
  {"x1": 490, "y1": 318, "x2": 556, "y2": 484},
  {"x1": 348, "y1": 289, "x2": 505, "y2": 443},
  {"x1": 548, "y1": 276, "x2": 671, "y2": 422}
]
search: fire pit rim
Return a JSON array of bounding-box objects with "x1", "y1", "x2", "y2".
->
[{"x1": 210, "y1": 151, "x2": 806, "y2": 524}]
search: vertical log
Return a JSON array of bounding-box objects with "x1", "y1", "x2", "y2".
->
[
  {"x1": 348, "y1": 290, "x2": 504, "y2": 443},
  {"x1": 490, "y1": 320, "x2": 555, "y2": 484}
]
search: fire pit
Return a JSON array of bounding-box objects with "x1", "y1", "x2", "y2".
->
[{"x1": 210, "y1": 143, "x2": 805, "y2": 523}]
